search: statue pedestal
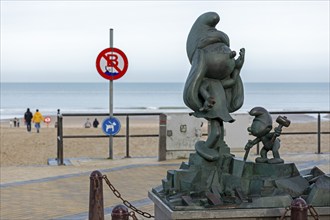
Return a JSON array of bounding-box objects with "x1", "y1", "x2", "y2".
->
[{"x1": 148, "y1": 190, "x2": 330, "y2": 220}]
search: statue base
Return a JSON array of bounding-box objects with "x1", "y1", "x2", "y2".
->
[
  {"x1": 150, "y1": 152, "x2": 330, "y2": 218},
  {"x1": 149, "y1": 190, "x2": 330, "y2": 220}
]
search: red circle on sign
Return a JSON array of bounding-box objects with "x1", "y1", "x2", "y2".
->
[
  {"x1": 44, "y1": 116, "x2": 51, "y2": 123},
  {"x1": 96, "y1": 48, "x2": 128, "y2": 80}
]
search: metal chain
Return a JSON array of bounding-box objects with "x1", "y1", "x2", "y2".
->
[
  {"x1": 129, "y1": 211, "x2": 138, "y2": 220},
  {"x1": 280, "y1": 205, "x2": 320, "y2": 220},
  {"x1": 102, "y1": 174, "x2": 155, "y2": 219},
  {"x1": 280, "y1": 206, "x2": 290, "y2": 220},
  {"x1": 308, "y1": 205, "x2": 319, "y2": 220}
]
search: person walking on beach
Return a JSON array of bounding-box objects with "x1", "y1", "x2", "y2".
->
[
  {"x1": 24, "y1": 108, "x2": 33, "y2": 132},
  {"x1": 84, "y1": 118, "x2": 91, "y2": 128},
  {"x1": 93, "y1": 118, "x2": 99, "y2": 128},
  {"x1": 32, "y1": 109, "x2": 44, "y2": 133},
  {"x1": 13, "y1": 117, "x2": 17, "y2": 127}
]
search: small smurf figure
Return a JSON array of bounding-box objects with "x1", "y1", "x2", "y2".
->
[{"x1": 245, "y1": 106, "x2": 290, "y2": 164}]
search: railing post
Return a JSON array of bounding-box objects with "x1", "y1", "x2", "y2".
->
[
  {"x1": 317, "y1": 113, "x2": 321, "y2": 154},
  {"x1": 89, "y1": 171, "x2": 104, "y2": 220},
  {"x1": 125, "y1": 115, "x2": 131, "y2": 158},
  {"x1": 158, "y1": 113, "x2": 167, "y2": 161},
  {"x1": 57, "y1": 109, "x2": 64, "y2": 165},
  {"x1": 57, "y1": 110, "x2": 60, "y2": 162}
]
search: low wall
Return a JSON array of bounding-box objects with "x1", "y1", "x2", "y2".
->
[
  {"x1": 164, "y1": 113, "x2": 250, "y2": 160},
  {"x1": 149, "y1": 191, "x2": 330, "y2": 220}
]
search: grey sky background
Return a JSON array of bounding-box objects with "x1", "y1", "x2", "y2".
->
[{"x1": 1, "y1": 1, "x2": 329, "y2": 83}]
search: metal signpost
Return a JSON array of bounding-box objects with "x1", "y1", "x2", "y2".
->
[{"x1": 96, "y1": 28, "x2": 128, "y2": 159}]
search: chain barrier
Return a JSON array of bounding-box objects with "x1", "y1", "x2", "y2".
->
[
  {"x1": 308, "y1": 205, "x2": 319, "y2": 220},
  {"x1": 89, "y1": 171, "x2": 105, "y2": 220},
  {"x1": 92, "y1": 176, "x2": 103, "y2": 220},
  {"x1": 280, "y1": 205, "x2": 319, "y2": 220},
  {"x1": 129, "y1": 211, "x2": 138, "y2": 220},
  {"x1": 102, "y1": 174, "x2": 155, "y2": 219},
  {"x1": 280, "y1": 206, "x2": 291, "y2": 220}
]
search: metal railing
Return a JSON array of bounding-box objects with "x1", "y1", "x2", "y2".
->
[
  {"x1": 56, "y1": 110, "x2": 329, "y2": 165},
  {"x1": 56, "y1": 111, "x2": 167, "y2": 165},
  {"x1": 254, "y1": 111, "x2": 330, "y2": 155}
]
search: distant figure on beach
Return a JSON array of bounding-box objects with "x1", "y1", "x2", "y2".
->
[
  {"x1": 13, "y1": 117, "x2": 17, "y2": 127},
  {"x1": 32, "y1": 109, "x2": 44, "y2": 133},
  {"x1": 93, "y1": 118, "x2": 99, "y2": 128},
  {"x1": 24, "y1": 108, "x2": 33, "y2": 132},
  {"x1": 84, "y1": 118, "x2": 91, "y2": 128}
]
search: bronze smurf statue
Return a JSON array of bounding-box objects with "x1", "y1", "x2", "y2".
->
[
  {"x1": 183, "y1": 11, "x2": 245, "y2": 161},
  {"x1": 244, "y1": 107, "x2": 290, "y2": 164}
]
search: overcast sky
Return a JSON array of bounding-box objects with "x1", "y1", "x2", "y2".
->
[{"x1": 1, "y1": 1, "x2": 329, "y2": 83}]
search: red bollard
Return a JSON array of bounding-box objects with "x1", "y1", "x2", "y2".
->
[
  {"x1": 290, "y1": 197, "x2": 308, "y2": 220},
  {"x1": 111, "y1": 204, "x2": 129, "y2": 220},
  {"x1": 89, "y1": 171, "x2": 104, "y2": 220}
]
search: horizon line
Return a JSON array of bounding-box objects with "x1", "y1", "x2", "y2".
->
[{"x1": 1, "y1": 81, "x2": 329, "y2": 84}]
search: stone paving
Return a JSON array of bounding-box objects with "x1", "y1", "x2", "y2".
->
[{"x1": 1, "y1": 153, "x2": 329, "y2": 220}]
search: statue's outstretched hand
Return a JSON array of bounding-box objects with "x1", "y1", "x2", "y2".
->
[
  {"x1": 199, "y1": 97, "x2": 216, "y2": 112},
  {"x1": 235, "y1": 48, "x2": 245, "y2": 70}
]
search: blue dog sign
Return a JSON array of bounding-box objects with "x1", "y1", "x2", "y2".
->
[{"x1": 102, "y1": 117, "x2": 121, "y2": 136}]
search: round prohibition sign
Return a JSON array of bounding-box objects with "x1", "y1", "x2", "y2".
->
[
  {"x1": 44, "y1": 116, "x2": 51, "y2": 123},
  {"x1": 96, "y1": 48, "x2": 128, "y2": 80}
]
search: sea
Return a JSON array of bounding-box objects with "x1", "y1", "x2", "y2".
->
[{"x1": 0, "y1": 82, "x2": 329, "y2": 120}]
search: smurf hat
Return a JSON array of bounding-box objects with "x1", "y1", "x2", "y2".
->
[{"x1": 186, "y1": 12, "x2": 230, "y2": 64}]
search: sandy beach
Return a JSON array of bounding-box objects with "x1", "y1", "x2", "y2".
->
[{"x1": 0, "y1": 114, "x2": 329, "y2": 167}]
